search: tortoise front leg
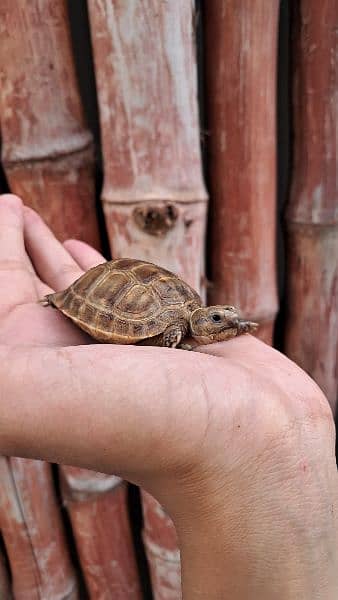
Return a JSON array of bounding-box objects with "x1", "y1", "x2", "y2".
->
[
  {"x1": 137, "y1": 324, "x2": 188, "y2": 348},
  {"x1": 162, "y1": 324, "x2": 187, "y2": 348}
]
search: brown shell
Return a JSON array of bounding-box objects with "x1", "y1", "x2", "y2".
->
[{"x1": 47, "y1": 258, "x2": 202, "y2": 343}]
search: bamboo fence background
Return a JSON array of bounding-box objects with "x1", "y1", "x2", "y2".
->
[{"x1": 0, "y1": 0, "x2": 336, "y2": 598}]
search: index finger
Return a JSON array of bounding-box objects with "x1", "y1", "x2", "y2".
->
[
  {"x1": 63, "y1": 239, "x2": 106, "y2": 271},
  {"x1": 23, "y1": 206, "x2": 86, "y2": 291}
]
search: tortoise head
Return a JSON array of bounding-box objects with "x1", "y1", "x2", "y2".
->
[{"x1": 189, "y1": 305, "x2": 258, "y2": 343}]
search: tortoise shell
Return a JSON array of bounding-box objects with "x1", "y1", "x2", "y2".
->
[{"x1": 46, "y1": 258, "x2": 202, "y2": 343}]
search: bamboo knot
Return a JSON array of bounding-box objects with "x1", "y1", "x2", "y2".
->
[{"x1": 133, "y1": 202, "x2": 179, "y2": 236}]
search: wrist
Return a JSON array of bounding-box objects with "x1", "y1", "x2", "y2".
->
[
  {"x1": 177, "y1": 508, "x2": 338, "y2": 600},
  {"x1": 170, "y1": 456, "x2": 338, "y2": 600}
]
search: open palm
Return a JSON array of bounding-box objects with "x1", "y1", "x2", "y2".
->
[{"x1": 0, "y1": 194, "x2": 104, "y2": 347}]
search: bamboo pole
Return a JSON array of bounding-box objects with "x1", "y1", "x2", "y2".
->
[
  {"x1": 87, "y1": 1, "x2": 207, "y2": 596},
  {"x1": 0, "y1": 457, "x2": 78, "y2": 600},
  {"x1": 87, "y1": 0, "x2": 207, "y2": 291},
  {"x1": 141, "y1": 491, "x2": 181, "y2": 597},
  {"x1": 60, "y1": 468, "x2": 142, "y2": 598},
  {"x1": 285, "y1": 0, "x2": 338, "y2": 413},
  {"x1": 203, "y1": 0, "x2": 280, "y2": 345},
  {"x1": 0, "y1": 0, "x2": 100, "y2": 248}
]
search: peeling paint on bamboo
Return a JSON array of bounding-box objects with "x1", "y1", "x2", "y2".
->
[
  {"x1": 204, "y1": 1, "x2": 279, "y2": 344},
  {"x1": 0, "y1": 0, "x2": 100, "y2": 248},
  {"x1": 142, "y1": 492, "x2": 181, "y2": 600},
  {"x1": 87, "y1": 0, "x2": 207, "y2": 291},
  {"x1": 87, "y1": 2, "x2": 206, "y2": 596},
  {"x1": 285, "y1": 0, "x2": 338, "y2": 412},
  {"x1": 60, "y1": 468, "x2": 142, "y2": 599},
  {"x1": 0, "y1": 457, "x2": 78, "y2": 600}
]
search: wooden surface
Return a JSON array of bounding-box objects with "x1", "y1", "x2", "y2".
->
[
  {"x1": 285, "y1": 0, "x2": 338, "y2": 412},
  {"x1": 204, "y1": 0, "x2": 280, "y2": 344}
]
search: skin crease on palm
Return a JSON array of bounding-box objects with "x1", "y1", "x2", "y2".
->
[{"x1": 0, "y1": 194, "x2": 337, "y2": 599}]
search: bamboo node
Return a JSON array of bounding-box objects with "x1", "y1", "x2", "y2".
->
[{"x1": 133, "y1": 203, "x2": 179, "y2": 236}]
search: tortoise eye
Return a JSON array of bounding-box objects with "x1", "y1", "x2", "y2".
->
[{"x1": 211, "y1": 313, "x2": 222, "y2": 322}]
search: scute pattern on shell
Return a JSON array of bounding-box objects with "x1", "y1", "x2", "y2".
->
[{"x1": 48, "y1": 258, "x2": 202, "y2": 343}]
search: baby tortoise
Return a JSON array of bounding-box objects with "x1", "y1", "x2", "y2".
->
[{"x1": 40, "y1": 258, "x2": 258, "y2": 348}]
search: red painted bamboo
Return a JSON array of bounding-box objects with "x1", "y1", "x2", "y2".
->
[
  {"x1": 142, "y1": 492, "x2": 181, "y2": 598},
  {"x1": 285, "y1": 0, "x2": 338, "y2": 413},
  {"x1": 203, "y1": 1, "x2": 280, "y2": 345},
  {"x1": 60, "y1": 468, "x2": 142, "y2": 599},
  {"x1": 0, "y1": 0, "x2": 100, "y2": 248},
  {"x1": 87, "y1": 0, "x2": 207, "y2": 292},
  {"x1": 0, "y1": 457, "x2": 78, "y2": 599},
  {"x1": 87, "y1": 1, "x2": 206, "y2": 596}
]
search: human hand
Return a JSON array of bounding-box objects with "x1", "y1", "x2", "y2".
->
[{"x1": 0, "y1": 194, "x2": 337, "y2": 599}]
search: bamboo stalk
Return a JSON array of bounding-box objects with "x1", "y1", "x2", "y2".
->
[
  {"x1": 87, "y1": 2, "x2": 206, "y2": 596},
  {"x1": 141, "y1": 491, "x2": 181, "y2": 598},
  {"x1": 87, "y1": 0, "x2": 207, "y2": 291},
  {"x1": 0, "y1": 0, "x2": 100, "y2": 248},
  {"x1": 285, "y1": 0, "x2": 338, "y2": 412},
  {"x1": 0, "y1": 457, "x2": 78, "y2": 600},
  {"x1": 203, "y1": 0, "x2": 280, "y2": 345},
  {"x1": 60, "y1": 468, "x2": 142, "y2": 598}
]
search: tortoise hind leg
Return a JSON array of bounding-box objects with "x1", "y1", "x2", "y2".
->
[{"x1": 38, "y1": 294, "x2": 55, "y2": 307}]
